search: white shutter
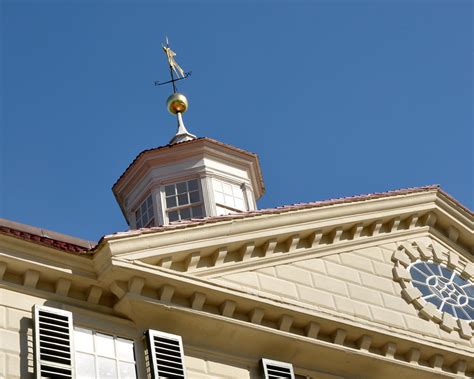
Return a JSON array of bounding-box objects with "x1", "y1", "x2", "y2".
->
[
  {"x1": 261, "y1": 358, "x2": 295, "y2": 379},
  {"x1": 146, "y1": 330, "x2": 186, "y2": 379},
  {"x1": 34, "y1": 305, "x2": 74, "y2": 379}
]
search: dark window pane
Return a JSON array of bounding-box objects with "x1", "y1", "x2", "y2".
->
[
  {"x1": 168, "y1": 211, "x2": 179, "y2": 222},
  {"x1": 415, "y1": 263, "x2": 432, "y2": 276},
  {"x1": 412, "y1": 282, "x2": 433, "y2": 297},
  {"x1": 145, "y1": 218, "x2": 155, "y2": 228},
  {"x1": 425, "y1": 295, "x2": 442, "y2": 309},
  {"x1": 177, "y1": 182, "x2": 187, "y2": 194},
  {"x1": 464, "y1": 285, "x2": 474, "y2": 298},
  {"x1": 445, "y1": 296, "x2": 457, "y2": 305},
  {"x1": 465, "y1": 306, "x2": 474, "y2": 319},
  {"x1": 426, "y1": 262, "x2": 442, "y2": 276},
  {"x1": 454, "y1": 307, "x2": 469, "y2": 320},
  {"x1": 147, "y1": 196, "x2": 153, "y2": 207},
  {"x1": 439, "y1": 265, "x2": 452, "y2": 279},
  {"x1": 147, "y1": 208, "x2": 154, "y2": 220},
  {"x1": 166, "y1": 196, "x2": 177, "y2": 208},
  {"x1": 178, "y1": 194, "x2": 189, "y2": 206},
  {"x1": 440, "y1": 290, "x2": 449, "y2": 299},
  {"x1": 180, "y1": 208, "x2": 191, "y2": 220},
  {"x1": 442, "y1": 303, "x2": 456, "y2": 317},
  {"x1": 165, "y1": 185, "x2": 175, "y2": 196},
  {"x1": 468, "y1": 298, "x2": 474, "y2": 308},
  {"x1": 410, "y1": 267, "x2": 428, "y2": 283},
  {"x1": 453, "y1": 274, "x2": 468, "y2": 286},
  {"x1": 191, "y1": 205, "x2": 203, "y2": 218},
  {"x1": 189, "y1": 191, "x2": 200, "y2": 203},
  {"x1": 188, "y1": 179, "x2": 198, "y2": 191}
]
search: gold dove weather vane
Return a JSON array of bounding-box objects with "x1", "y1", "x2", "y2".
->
[
  {"x1": 163, "y1": 41, "x2": 185, "y2": 79},
  {"x1": 155, "y1": 37, "x2": 196, "y2": 144},
  {"x1": 155, "y1": 37, "x2": 192, "y2": 94}
]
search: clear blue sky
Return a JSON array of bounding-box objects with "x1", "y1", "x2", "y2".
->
[{"x1": 1, "y1": 1, "x2": 472, "y2": 241}]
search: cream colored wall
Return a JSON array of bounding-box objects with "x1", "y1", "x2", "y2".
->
[
  {"x1": 0, "y1": 289, "x2": 39, "y2": 379},
  {"x1": 185, "y1": 354, "x2": 256, "y2": 379},
  {"x1": 212, "y1": 237, "x2": 473, "y2": 351}
]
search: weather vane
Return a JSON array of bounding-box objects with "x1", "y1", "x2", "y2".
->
[
  {"x1": 155, "y1": 37, "x2": 196, "y2": 145},
  {"x1": 154, "y1": 37, "x2": 191, "y2": 94}
]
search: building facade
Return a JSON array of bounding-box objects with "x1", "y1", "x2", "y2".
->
[{"x1": 0, "y1": 92, "x2": 473, "y2": 378}]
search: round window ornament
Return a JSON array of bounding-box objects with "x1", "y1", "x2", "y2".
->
[
  {"x1": 391, "y1": 241, "x2": 473, "y2": 340},
  {"x1": 408, "y1": 261, "x2": 473, "y2": 320}
]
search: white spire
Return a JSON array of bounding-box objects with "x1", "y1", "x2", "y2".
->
[{"x1": 169, "y1": 112, "x2": 196, "y2": 144}]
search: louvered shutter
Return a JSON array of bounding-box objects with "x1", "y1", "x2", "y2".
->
[
  {"x1": 146, "y1": 330, "x2": 187, "y2": 379},
  {"x1": 34, "y1": 306, "x2": 74, "y2": 379},
  {"x1": 261, "y1": 358, "x2": 295, "y2": 379}
]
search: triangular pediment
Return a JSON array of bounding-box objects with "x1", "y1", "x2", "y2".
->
[
  {"x1": 209, "y1": 236, "x2": 473, "y2": 348},
  {"x1": 104, "y1": 186, "x2": 472, "y2": 273},
  {"x1": 99, "y1": 187, "x2": 473, "y2": 353}
]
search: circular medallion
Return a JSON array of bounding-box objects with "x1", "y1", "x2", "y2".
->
[
  {"x1": 391, "y1": 241, "x2": 473, "y2": 340},
  {"x1": 408, "y1": 261, "x2": 474, "y2": 320}
]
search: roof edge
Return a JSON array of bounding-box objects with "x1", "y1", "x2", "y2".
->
[
  {"x1": 0, "y1": 218, "x2": 94, "y2": 254},
  {"x1": 112, "y1": 137, "x2": 262, "y2": 192},
  {"x1": 3, "y1": 185, "x2": 471, "y2": 255}
]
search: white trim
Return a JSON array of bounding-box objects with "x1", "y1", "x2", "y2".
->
[
  {"x1": 73, "y1": 327, "x2": 137, "y2": 379},
  {"x1": 34, "y1": 305, "x2": 75, "y2": 379},
  {"x1": 261, "y1": 358, "x2": 295, "y2": 379},
  {"x1": 146, "y1": 329, "x2": 187, "y2": 379}
]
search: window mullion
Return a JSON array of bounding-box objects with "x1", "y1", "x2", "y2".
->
[
  {"x1": 93, "y1": 332, "x2": 99, "y2": 379},
  {"x1": 114, "y1": 337, "x2": 120, "y2": 379}
]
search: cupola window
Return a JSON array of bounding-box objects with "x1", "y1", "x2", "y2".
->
[
  {"x1": 213, "y1": 178, "x2": 246, "y2": 215},
  {"x1": 135, "y1": 195, "x2": 155, "y2": 228},
  {"x1": 165, "y1": 179, "x2": 204, "y2": 222}
]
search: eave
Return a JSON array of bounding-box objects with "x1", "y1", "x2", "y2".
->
[{"x1": 112, "y1": 137, "x2": 265, "y2": 200}]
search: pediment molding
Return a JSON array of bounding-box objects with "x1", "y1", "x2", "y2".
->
[{"x1": 102, "y1": 199, "x2": 471, "y2": 278}]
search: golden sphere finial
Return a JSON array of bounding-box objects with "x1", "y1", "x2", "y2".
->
[{"x1": 166, "y1": 93, "x2": 188, "y2": 114}]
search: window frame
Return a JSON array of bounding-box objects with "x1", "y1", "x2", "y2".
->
[
  {"x1": 73, "y1": 326, "x2": 138, "y2": 379},
  {"x1": 134, "y1": 194, "x2": 155, "y2": 229},
  {"x1": 163, "y1": 178, "x2": 204, "y2": 223},
  {"x1": 146, "y1": 329, "x2": 187, "y2": 379},
  {"x1": 261, "y1": 358, "x2": 295, "y2": 379},
  {"x1": 34, "y1": 305, "x2": 75, "y2": 379},
  {"x1": 34, "y1": 306, "x2": 139, "y2": 379},
  {"x1": 212, "y1": 178, "x2": 247, "y2": 214}
]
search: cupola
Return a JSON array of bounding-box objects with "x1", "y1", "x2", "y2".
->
[{"x1": 112, "y1": 39, "x2": 264, "y2": 228}]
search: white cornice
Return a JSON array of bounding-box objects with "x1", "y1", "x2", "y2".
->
[
  {"x1": 99, "y1": 191, "x2": 472, "y2": 274},
  {"x1": 113, "y1": 139, "x2": 264, "y2": 200}
]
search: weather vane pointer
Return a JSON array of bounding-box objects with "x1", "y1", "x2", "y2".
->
[
  {"x1": 154, "y1": 37, "x2": 191, "y2": 93},
  {"x1": 155, "y1": 37, "x2": 196, "y2": 144}
]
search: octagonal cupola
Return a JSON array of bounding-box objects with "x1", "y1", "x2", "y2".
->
[
  {"x1": 112, "y1": 39, "x2": 264, "y2": 229},
  {"x1": 112, "y1": 137, "x2": 264, "y2": 228}
]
